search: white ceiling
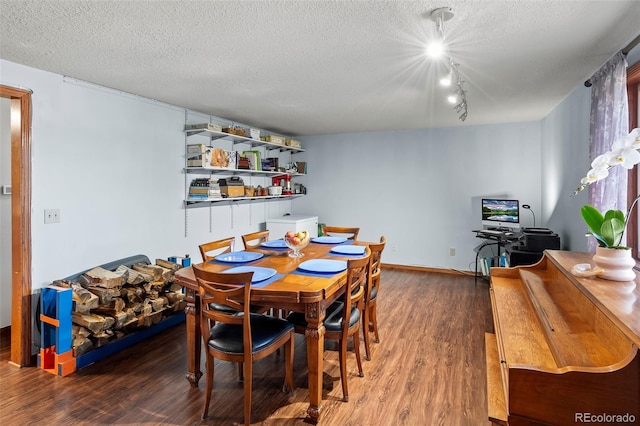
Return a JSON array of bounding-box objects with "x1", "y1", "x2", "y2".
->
[{"x1": 1, "y1": 1, "x2": 639, "y2": 136}]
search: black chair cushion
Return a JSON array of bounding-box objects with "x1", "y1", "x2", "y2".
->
[
  {"x1": 287, "y1": 301, "x2": 360, "y2": 333},
  {"x1": 369, "y1": 286, "x2": 377, "y2": 301},
  {"x1": 208, "y1": 313, "x2": 294, "y2": 354},
  {"x1": 209, "y1": 302, "x2": 238, "y2": 314}
]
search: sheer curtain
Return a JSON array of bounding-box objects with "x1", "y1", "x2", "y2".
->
[{"x1": 588, "y1": 51, "x2": 629, "y2": 251}]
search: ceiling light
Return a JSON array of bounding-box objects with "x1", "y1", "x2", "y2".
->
[
  {"x1": 426, "y1": 41, "x2": 445, "y2": 58},
  {"x1": 439, "y1": 71, "x2": 453, "y2": 87},
  {"x1": 427, "y1": 7, "x2": 468, "y2": 122}
]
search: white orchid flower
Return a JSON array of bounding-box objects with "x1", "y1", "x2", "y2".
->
[
  {"x1": 590, "y1": 152, "x2": 610, "y2": 169},
  {"x1": 608, "y1": 145, "x2": 640, "y2": 169},
  {"x1": 624, "y1": 127, "x2": 640, "y2": 149},
  {"x1": 574, "y1": 129, "x2": 640, "y2": 195},
  {"x1": 581, "y1": 166, "x2": 609, "y2": 185}
]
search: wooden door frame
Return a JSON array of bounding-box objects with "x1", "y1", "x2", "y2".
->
[{"x1": 1, "y1": 85, "x2": 32, "y2": 367}]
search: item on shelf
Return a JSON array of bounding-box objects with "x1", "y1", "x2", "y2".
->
[
  {"x1": 286, "y1": 139, "x2": 302, "y2": 149},
  {"x1": 262, "y1": 158, "x2": 278, "y2": 171},
  {"x1": 261, "y1": 135, "x2": 286, "y2": 145},
  {"x1": 272, "y1": 174, "x2": 292, "y2": 195},
  {"x1": 295, "y1": 161, "x2": 307, "y2": 174},
  {"x1": 186, "y1": 144, "x2": 213, "y2": 168},
  {"x1": 210, "y1": 148, "x2": 237, "y2": 169},
  {"x1": 248, "y1": 128, "x2": 260, "y2": 140},
  {"x1": 222, "y1": 126, "x2": 246, "y2": 137},
  {"x1": 218, "y1": 177, "x2": 245, "y2": 198},
  {"x1": 188, "y1": 178, "x2": 221, "y2": 200},
  {"x1": 237, "y1": 155, "x2": 251, "y2": 170},
  {"x1": 244, "y1": 186, "x2": 255, "y2": 197},
  {"x1": 268, "y1": 186, "x2": 283, "y2": 196},
  {"x1": 242, "y1": 150, "x2": 262, "y2": 171},
  {"x1": 185, "y1": 123, "x2": 223, "y2": 133}
]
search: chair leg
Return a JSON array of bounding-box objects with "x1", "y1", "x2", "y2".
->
[
  {"x1": 362, "y1": 305, "x2": 372, "y2": 361},
  {"x1": 244, "y1": 360, "x2": 252, "y2": 426},
  {"x1": 371, "y1": 304, "x2": 380, "y2": 343},
  {"x1": 353, "y1": 328, "x2": 364, "y2": 378},
  {"x1": 339, "y1": 337, "x2": 349, "y2": 402},
  {"x1": 202, "y1": 352, "x2": 215, "y2": 420},
  {"x1": 283, "y1": 334, "x2": 295, "y2": 394},
  {"x1": 237, "y1": 362, "x2": 244, "y2": 381}
]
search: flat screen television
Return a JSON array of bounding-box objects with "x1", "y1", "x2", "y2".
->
[{"x1": 481, "y1": 199, "x2": 520, "y2": 229}]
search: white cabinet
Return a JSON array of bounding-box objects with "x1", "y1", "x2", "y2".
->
[{"x1": 267, "y1": 215, "x2": 319, "y2": 239}]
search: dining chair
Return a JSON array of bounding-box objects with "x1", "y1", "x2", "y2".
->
[
  {"x1": 362, "y1": 236, "x2": 386, "y2": 361},
  {"x1": 287, "y1": 246, "x2": 371, "y2": 402},
  {"x1": 198, "y1": 236, "x2": 235, "y2": 263},
  {"x1": 193, "y1": 265, "x2": 295, "y2": 425},
  {"x1": 321, "y1": 226, "x2": 360, "y2": 241},
  {"x1": 241, "y1": 230, "x2": 270, "y2": 250}
]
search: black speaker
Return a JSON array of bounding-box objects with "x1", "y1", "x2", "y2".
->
[{"x1": 508, "y1": 249, "x2": 544, "y2": 266}]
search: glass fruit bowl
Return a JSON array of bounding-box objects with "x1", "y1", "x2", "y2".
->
[{"x1": 284, "y1": 231, "x2": 311, "y2": 258}]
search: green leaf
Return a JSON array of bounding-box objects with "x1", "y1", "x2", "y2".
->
[
  {"x1": 601, "y1": 217, "x2": 625, "y2": 247},
  {"x1": 581, "y1": 205, "x2": 604, "y2": 235},
  {"x1": 603, "y1": 209, "x2": 625, "y2": 223}
]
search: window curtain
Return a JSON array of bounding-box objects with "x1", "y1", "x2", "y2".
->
[{"x1": 588, "y1": 51, "x2": 629, "y2": 251}]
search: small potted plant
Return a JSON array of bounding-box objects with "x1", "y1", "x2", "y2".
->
[{"x1": 575, "y1": 128, "x2": 639, "y2": 281}]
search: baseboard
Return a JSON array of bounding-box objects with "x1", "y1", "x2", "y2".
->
[{"x1": 381, "y1": 263, "x2": 470, "y2": 275}]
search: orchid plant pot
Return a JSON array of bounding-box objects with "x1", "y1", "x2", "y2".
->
[{"x1": 592, "y1": 247, "x2": 636, "y2": 281}]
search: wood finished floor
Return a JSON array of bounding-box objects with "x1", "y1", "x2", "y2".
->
[{"x1": 0, "y1": 269, "x2": 494, "y2": 425}]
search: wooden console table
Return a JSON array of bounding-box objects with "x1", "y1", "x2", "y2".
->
[{"x1": 486, "y1": 250, "x2": 639, "y2": 425}]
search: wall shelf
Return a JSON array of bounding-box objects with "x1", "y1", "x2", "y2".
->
[
  {"x1": 185, "y1": 126, "x2": 305, "y2": 153},
  {"x1": 185, "y1": 194, "x2": 304, "y2": 206},
  {"x1": 184, "y1": 167, "x2": 306, "y2": 178}
]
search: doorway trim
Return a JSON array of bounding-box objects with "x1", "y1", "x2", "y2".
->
[{"x1": 1, "y1": 85, "x2": 32, "y2": 367}]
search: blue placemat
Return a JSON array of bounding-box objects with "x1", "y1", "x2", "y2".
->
[
  {"x1": 209, "y1": 259, "x2": 261, "y2": 267},
  {"x1": 327, "y1": 251, "x2": 366, "y2": 258},
  {"x1": 251, "y1": 273, "x2": 285, "y2": 288},
  {"x1": 291, "y1": 269, "x2": 341, "y2": 278}
]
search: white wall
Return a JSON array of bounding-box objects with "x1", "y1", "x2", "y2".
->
[
  {"x1": 1, "y1": 97, "x2": 11, "y2": 327},
  {"x1": 541, "y1": 85, "x2": 591, "y2": 251},
  {"x1": 298, "y1": 123, "x2": 542, "y2": 271},
  {"x1": 0, "y1": 60, "x2": 295, "y2": 311},
  {"x1": 0, "y1": 54, "x2": 599, "y2": 329}
]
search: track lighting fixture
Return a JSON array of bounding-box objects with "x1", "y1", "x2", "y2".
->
[{"x1": 428, "y1": 7, "x2": 468, "y2": 122}]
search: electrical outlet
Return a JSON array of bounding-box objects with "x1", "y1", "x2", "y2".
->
[
  {"x1": 449, "y1": 247, "x2": 456, "y2": 256},
  {"x1": 44, "y1": 209, "x2": 60, "y2": 224}
]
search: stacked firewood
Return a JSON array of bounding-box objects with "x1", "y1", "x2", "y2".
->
[{"x1": 52, "y1": 259, "x2": 186, "y2": 357}]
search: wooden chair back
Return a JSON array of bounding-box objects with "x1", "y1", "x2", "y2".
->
[
  {"x1": 322, "y1": 226, "x2": 360, "y2": 241},
  {"x1": 367, "y1": 236, "x2": 386, "y2": 298},
  {"x1": 193, "y1": 265, "x2": 253, "y2": 353},
  {"x1": 362, "y1": 236, "x2": 386, "y2": 360},
  {"x1": 341, "y1": 246, "x2": 371, "y2": 325},
  {"x1": 198, "y1": 236, "x2": 236, "y2": 262},
  {"x1": 241, "y1": 230, "x2": 270, "y2": 250}
]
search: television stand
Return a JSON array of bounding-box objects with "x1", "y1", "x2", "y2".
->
[{"x1": 472, "y1": 229, "x2": 523, "y2": 284}]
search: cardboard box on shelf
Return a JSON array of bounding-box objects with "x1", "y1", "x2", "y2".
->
[
  {"x1": 295, "y1": 162, "x2": 307, "y2": 174},
  {"x1": 261, "y1": 135, "x2": 286, "y2": 145},
  {"x1": 185, "y1": 123, "x2": 223, "y2": 133}
]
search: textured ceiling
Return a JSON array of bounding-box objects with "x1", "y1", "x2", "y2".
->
[{"x1": 1, "y1": 0, "x2": 639, "y2": 136}]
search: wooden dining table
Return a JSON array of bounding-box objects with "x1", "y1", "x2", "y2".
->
[{"x1": 174, "y1": 238, "x2": 370, "y2": 424}]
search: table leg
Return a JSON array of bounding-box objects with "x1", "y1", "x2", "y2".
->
[
  {"x1": 304, "y1": 301, "x2": 326, "y2": 423},
  {"x1": 184, "y1": 287, "x2": 202, "y2": 387}
]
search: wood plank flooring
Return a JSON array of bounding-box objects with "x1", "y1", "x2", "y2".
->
[{"x1": 0, "y1": 269, "x2": 494, "y2": 425}]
